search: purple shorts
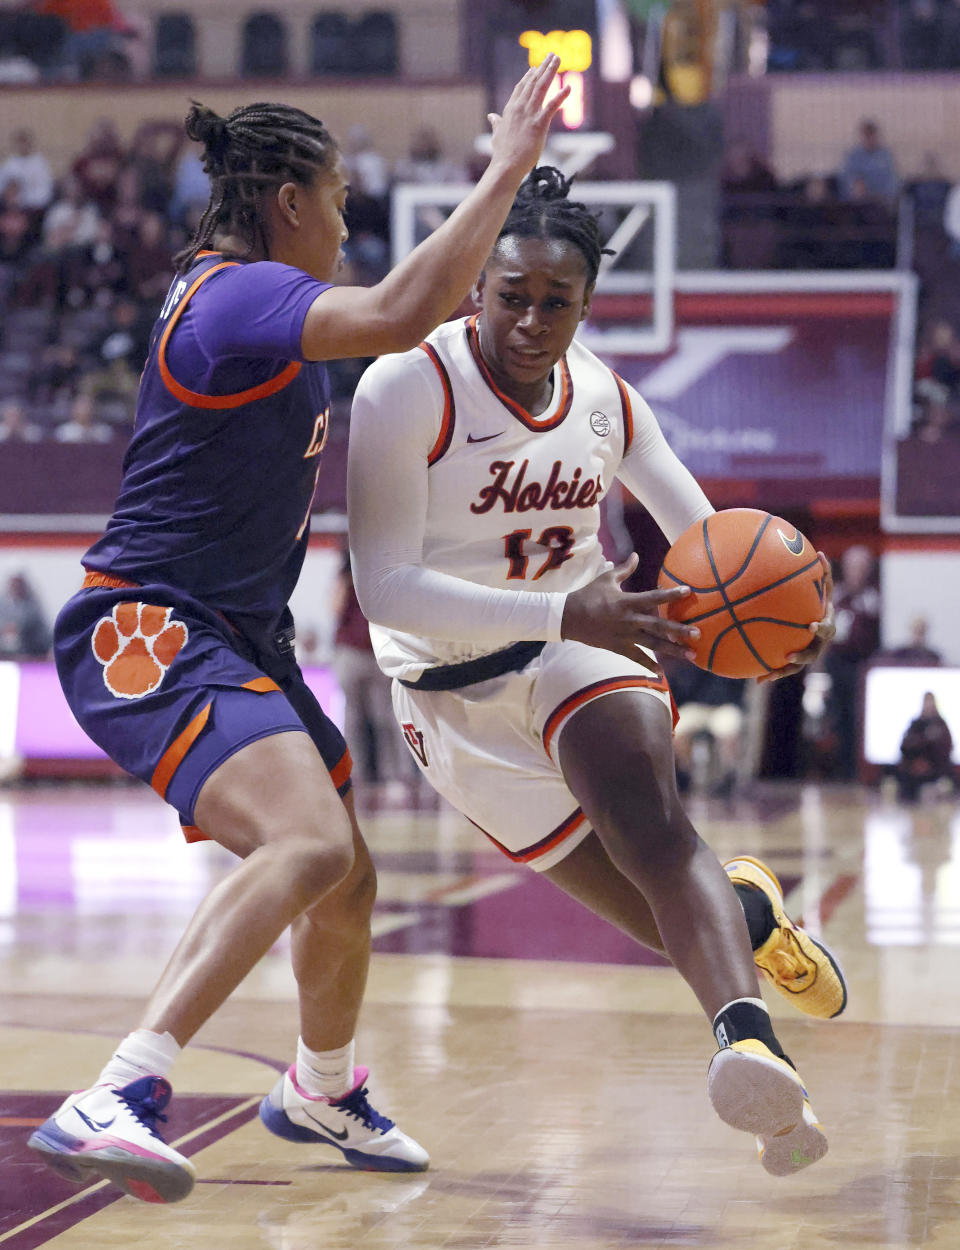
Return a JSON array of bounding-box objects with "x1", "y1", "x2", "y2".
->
[{"x1": 54, "y1": 579, "x2": 351, "y2": 837}]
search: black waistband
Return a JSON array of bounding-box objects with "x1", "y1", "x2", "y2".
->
[{"x1": 399, "y1": 640, "x2": 546, "y2": 692}]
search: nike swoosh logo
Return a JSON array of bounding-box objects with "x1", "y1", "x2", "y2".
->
[
  {"x1": 466, "y1": 432, "x2": 504, "y2": 444},
  {"x1": 777, "y1": 527, "x2": 804, "y2": 556},
  {"x1": 304, "y1": 1111, "x2": 349, "y2": 1141},
  {"x1": 76, "y1": 1108, "x2": 116, "y2": 1132}
]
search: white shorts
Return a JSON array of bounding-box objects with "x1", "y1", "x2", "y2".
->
[{"x1": 391, "y1": 640, "x2": 674, "y2": 872}]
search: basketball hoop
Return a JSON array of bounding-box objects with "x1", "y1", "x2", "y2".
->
[{"x1": 473, "y1": 130, "x2": 615, "y2": 179}]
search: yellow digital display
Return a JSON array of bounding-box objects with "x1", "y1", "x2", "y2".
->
[{"x1": 518, "y1": 29, "x2": 593, "y2": 73}]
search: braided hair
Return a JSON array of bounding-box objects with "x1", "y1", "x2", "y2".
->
[
  {"x1": 493, "y1": 166, "x2": 610, "y2": 286},
  {"x1": 175, "y1": 101, "x2": 338, "y2": 272}
]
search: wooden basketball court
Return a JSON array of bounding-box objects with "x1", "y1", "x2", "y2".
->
[{"x1": 2, "y1": 778, "x2": 958, "y2": 1249}]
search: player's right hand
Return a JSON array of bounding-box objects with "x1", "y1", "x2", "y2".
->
[
  {"x1": 487, "y1": 54, "x2": 571, "y2": 179},
  {"x1": 559, "y1": 555, "x2": 701, "y2": 673}
]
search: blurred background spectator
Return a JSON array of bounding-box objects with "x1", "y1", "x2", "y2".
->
[
  {"x1": 896, "y1": 691, "x2": 955, "y2": 801},
  {"x1": 838, "y1": 120, "x2": 898, "y2": 204},
  {"x1": 875, "y1": 615, "x2": 943, "y2": 666},
  {"x1": 54, "y1": 390, "x2": 113, "y2": 442},
  {"x1": 329, "y1": 547, "x2": 413, "y2": 799},
  {"x1": 394, "y1": 127, "x2": 465, "y2": 186},
  {"x1": 0, "y1": 399, "x2": 42, "y2": 442},
  {"x1": 0, "y1": 128, "x2": 53, "y2": 212},
  {"x1": 168, "y1": 141, "x2": 209, "y2": 230},
  {"x1": 667, "y1": 662, "x2": 746, "y2": 798},
  {"x1": 0, "y1": 571, "x2": 50, "y2": 657},
  {"x1": 70, "y1": 119, "x2": 125, "y2": 216},
  {"x1": 822, "y1": 545, "x2": 882, "y2": 780},
  {"x1": 32, "y1": 0, "x2": 136, "y2": 81}
]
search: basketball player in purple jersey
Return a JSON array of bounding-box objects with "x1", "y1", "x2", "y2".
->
[
  {"x1": 28, "y1": 62, "x2": 569, "y2": 1203},
  {"x1": 348, "y1": 168, "x2": 844, "y2": 1176}
]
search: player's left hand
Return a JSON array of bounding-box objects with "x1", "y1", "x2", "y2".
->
[{"x1": 759, "y1": 551, "x2": 835, "y2": 683}]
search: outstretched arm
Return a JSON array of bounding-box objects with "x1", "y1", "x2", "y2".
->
[{"x1": 302, "y1": 56, "x2": 569, "y2": 361}]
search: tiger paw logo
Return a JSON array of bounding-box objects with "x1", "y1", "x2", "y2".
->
[{"x1": 92, "y1": 602, "x2": 188, "y2": 699}]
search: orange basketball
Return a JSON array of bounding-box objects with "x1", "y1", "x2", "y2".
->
[{"x1": 657, "y1": 508, "x2": 827, "y2": 679}]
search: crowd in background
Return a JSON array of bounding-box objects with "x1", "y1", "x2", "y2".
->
[
  {"x1": 2, "y1": 107, "x2": 960, "y2": 444},
  {"x1": 0, "y1": 117, "x2": 471, "y2": 441},
  {"x1": 720, "y1": 120, "x2": 900, "y2": 272}
]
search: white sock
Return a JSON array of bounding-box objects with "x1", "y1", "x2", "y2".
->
[
  {"x1": 96, "y1": 1029, "x2": 182, "y2": 1088},
  {"x1": 296, "y1": 1037, "x2": 355, "y2": 1100}
]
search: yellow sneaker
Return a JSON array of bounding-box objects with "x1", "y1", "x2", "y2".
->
[
  {"x1": 756, "y1": 1097, "x2": 828, "y2": 1177},
  {"x1": 707, "y1": 1039, "x2": 828, "y2": 1176},
  {"x1": 724, "y1": 855, "x2": 848, "y2": 1019}
]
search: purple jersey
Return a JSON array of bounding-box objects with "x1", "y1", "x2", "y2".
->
[{"x1": 83, "y1": 251, "x2": 333, "y2": 645}]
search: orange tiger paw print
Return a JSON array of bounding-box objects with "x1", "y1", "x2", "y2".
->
[{"x1": 91, "y1": 601, "x2": 188, "y2": 699}]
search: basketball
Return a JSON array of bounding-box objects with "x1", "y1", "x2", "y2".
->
[{"x1": 657, "y1": 508, "x2": 827, "y2": 679}]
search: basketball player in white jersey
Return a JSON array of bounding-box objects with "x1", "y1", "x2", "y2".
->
[{"x1": 347, "y1": 167, "x2": 842, "y2": 1176}]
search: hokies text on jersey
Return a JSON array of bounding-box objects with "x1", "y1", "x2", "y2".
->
[{"x1": 470, "y1": 459, "x2": 603, "y2": 515}]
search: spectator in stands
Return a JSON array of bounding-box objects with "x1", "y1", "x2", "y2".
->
[
  {"x1": 30, "y1": 342, "x2": 82, "y2": 409},
  {"x1": 843, "y1": 175, "x2": 896, "y2": 267},
  {"x1": 33, "y1": 0, "x2": 135, "y2": 80},
  {"x1": 915, "y1": 320, "x2": 960, "y2": 399},
  {"x1": 896, "y1": 691, "x2": 955, "y2": 802},
  {"x1": 84, "y1": 296, "x2": 151, "y2": 408},
  {"x1": 394, "y1": 128, "x2": 466, "y2": 241},
  {"x1": 875, "y1": 615, "x2": 942, "y2": 667},
  {"x1": 339, "y1": 125, "x2": 391, "y2": 282},
  {"x1": 907, "y1": 390, "x2": 960, "y2": 444},
  {"x1": 81, "y1": 219, "x2": 127, "y2": 304},
  {"x1": 122, "y1": 211, "x2": 174, "y2": 304},
  {"x1": 129, "y1": 119, "x2": 183, "y2": 216},
  {"x1": 668, "y1": 662, "x2": 746, "y2": 798},
  {"x1": 823, "y1": 544, "x2": 881, "y2": 780},
  {"x1": 778, "y1": 175, "x2": 841, "y2": 268},
  {"x1": 110, "y1": 165, "x2": 149, "y2": 251},
  {"x1": 18, "y1": 182, "x2": 101, "y2": 306},
  {"x1": 838, "y1": 120, "x2": 898, "y2": 204},
  {"x1": 330, "y1": 547, "x2": 412, "y2": 798},
  {"x1": 343, "y1": 124, "x2": 391, "y2": 202},
  {"x1": 42, "y1": 175, "x2": 101, "y2": 251},
  {"x1": 0, "y1": 182, "x2": 37, "y2": 265},
  {"x1": 0, "y1": 400, "x2": 43, "y2": 443},
  {"x1": 720, "y1": 140, "x2": 778, "y2": 196},
  {"x1": 394, "y1": 127, "x2": 465, "y2": 186},
  {"x1": 71, "y1": 118, "x2": 126, "y2": 215},
  {"x1": 54, "y1": 390, "x2": 112, "y2": 442},
  {"x1": 0, "y1": 572, "x2": 50, "y2": 658},
  {"x1": 168, "y1": 142, "x2": 209, "y2": 229},
  {"x1": 0, "y1": 129, "x2": 54, "y2": 212}
]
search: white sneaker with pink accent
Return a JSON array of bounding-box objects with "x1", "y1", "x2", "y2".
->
[
  {"x1": 27, "y1": 1076, "x2": 195, "y2": 1203},
  {"x1": 259, "y1": 1065, "x2": 429, "y2": 1172}
]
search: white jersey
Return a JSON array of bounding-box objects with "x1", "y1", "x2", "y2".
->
[{"x1": 348, "y1": 314, "x2": 712, "y2": 683}]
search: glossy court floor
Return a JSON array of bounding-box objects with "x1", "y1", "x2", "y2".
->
[{"x1": 2, "y1": 776, "x2": 959, "y2": 1249}]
